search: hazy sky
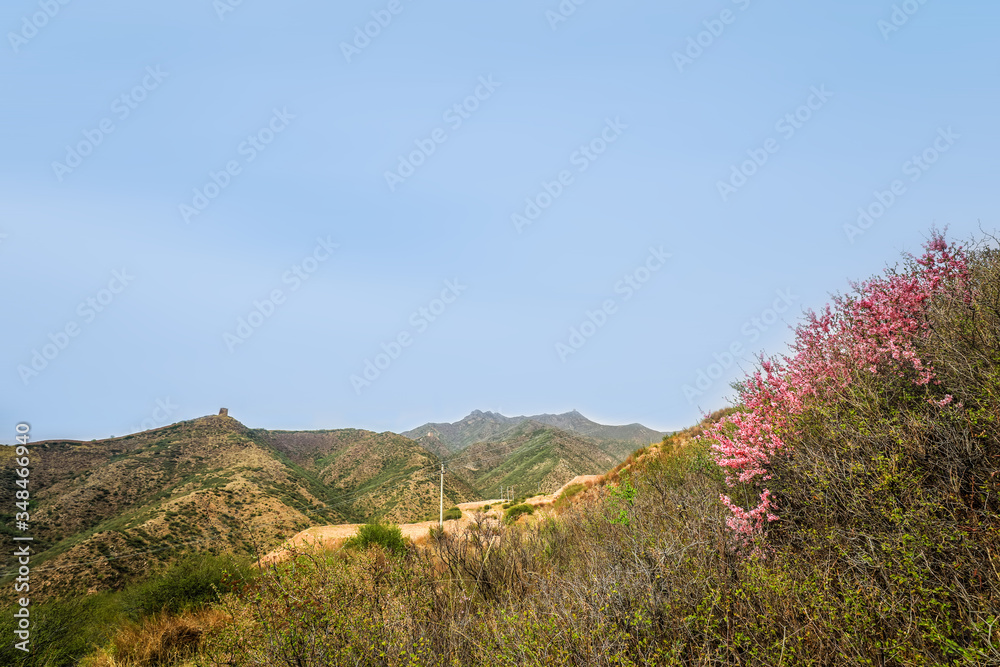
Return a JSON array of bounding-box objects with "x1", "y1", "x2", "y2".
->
[{"x1": 2, "y1": 0, "x2": 997, "y2": 442}]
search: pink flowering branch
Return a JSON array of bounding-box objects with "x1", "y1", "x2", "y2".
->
[{"x1": 704, "y1": 229, "x2": 971, "y2": 548}]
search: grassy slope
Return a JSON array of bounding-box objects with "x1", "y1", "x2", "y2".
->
[
  {"x1": 258, "y1": 428, "x2": 476, "y2": 520},
  {"x1": 449, "y1": 421, "x2": 618, "y2": 496},
  {"x1": 0, "y1": 415, "x2": 338, "y2": 596},
  {"x1": 0, "y1": 418, "x2": 474, "y2": 597},
  {"x1": 404, "y1": 410, "x2": 666, "y2": 457}
]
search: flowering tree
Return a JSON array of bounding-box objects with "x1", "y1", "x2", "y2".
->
[{"x1": 706, "y1": 230, "x2": 971, "y2": 544}]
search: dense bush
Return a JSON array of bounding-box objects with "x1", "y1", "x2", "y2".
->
[
  {"x1": 120, "y1": 552, "x2": 252, "y2": 620},
  {"x1": 708, "y1": 230, "x2": 987, "y2": 542},
  {"x1": 0, "y1": 552, "x2": 253, "y2": 667},
  {"x1": 443, "y1": 506, "x2": 462, "y2": 521},
  {"x1": 82, "y1": 609, "x2": 227, "y2": 667},
  {"x1": 0, "y1": 593, "x2": 120, "y2": 667},
  {"x1": 343, "y1": 521, "x2": 407, "y2": 556},
  {"x1": 502, "y1": 503, "x2": 534, "y2": 524}
]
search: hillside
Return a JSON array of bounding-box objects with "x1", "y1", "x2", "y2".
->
[
  {"x1": 172, "y1": 230, "x2": 994, "y2": 667},
  {"x1": 404, "y1": 409, "x2": 666, "y2": 460},
  {"x1": 255, "y1": 428, "x2": 475, "y2": 519},
  {"x1": 0, "y1": 414, "x2": 319, "y2": 596},
  {"x1": 444, "y1": 421, "x2": 618, "y2": 497},
  {"x1": 402, "y1": 410, "x2": 521, "y2": 455},
  {"x1": 0, "y1": 415, "x2": 470, "y2": 597}
]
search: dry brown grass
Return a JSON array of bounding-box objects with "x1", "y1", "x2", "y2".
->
[{"x1": 82, "y1": 608, "x2": 229, "y2": 667}]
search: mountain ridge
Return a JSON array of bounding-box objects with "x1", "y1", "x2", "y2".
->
[
  {"x1": 0, "y1": 414, "x2": 472, "y2": 597},
  {"x1": 402, "y1": 409, "x2": 667, "y2": 459},
  {"x1": 445, "y1": 420, "x2": 619, "y2": 497}
]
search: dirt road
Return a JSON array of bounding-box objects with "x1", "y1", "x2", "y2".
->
[{"x1": 260, "y1": 475, "x2": 600, "y2": 565}]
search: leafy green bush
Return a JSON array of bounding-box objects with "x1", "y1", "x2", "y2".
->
[
  {"x1": 443, "y1": 506, "x2": 462, "y2": 521},
  {"x1": 0, "y1": 593, "x2": 120, "y2": 667},
  {"x1": 0, "y1": 553, "x2": 253, "y2": 667},
  {"x1": 120, "y1": 552, "x2": 252, "y2": 620},
  {"x1": 503, "y1": 503, "x2": 534, "y2": 524},
  {"x1": 605, "y1": 481, "x2": 637, "y2": 526},
  {"x1": 343, "y1": 521, "x2": 407, "y2": 556}
]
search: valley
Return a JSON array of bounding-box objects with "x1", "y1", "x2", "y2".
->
[{"x1": 0, "y1": 408, "x2": 664, "y2": 598}]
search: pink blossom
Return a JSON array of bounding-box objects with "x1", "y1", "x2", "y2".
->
[{"x1": 703, "y1": 230, "x2": 970, "y2": 547}]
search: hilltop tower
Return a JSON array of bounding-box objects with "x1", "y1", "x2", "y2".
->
[{"x1": 219, "y1": 408, "x2": 229, "y2": 417}]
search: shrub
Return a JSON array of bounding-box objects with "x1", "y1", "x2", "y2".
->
[
  {"x1": 443, "y1": 506, "x2": 462, "y2": 521},
  {"x1": 83, "y1": 609, "x2": 227, "y2": 667},
  {"x1": 120, "y1": 552, "x2": 252, "y2": 620},
  {"x1": 0, "y1": 593, "x2": 120, "y2": 667},
  {"x1": 605, "y1": 480, "x2": 637, "y2": 526},
  {"x1": 343, "y1": 521, "x2": 407, "y2": 556},
  {"x1": 503, "y1": 503, "x2": 534, "y2": 524},
  {"x1": 707, "y1": 230, "x2": 977, "y2": 543}
]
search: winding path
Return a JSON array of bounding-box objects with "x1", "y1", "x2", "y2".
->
[{"x1": 260, "y1": 475, "x2": 600, "y2": 565}]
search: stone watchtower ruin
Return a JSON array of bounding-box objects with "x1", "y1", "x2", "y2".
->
[{"x1": 219, "y1": 408, "x2": 229, "y2": 417}]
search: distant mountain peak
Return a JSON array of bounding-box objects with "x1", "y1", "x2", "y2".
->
[{"x1": 402, "y1": 409, "x2": 666, "y2": 458}]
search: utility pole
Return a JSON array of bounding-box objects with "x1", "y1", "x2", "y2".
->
[{"x1": 439, "y1": 462, "x2": 444, "y2": 529}]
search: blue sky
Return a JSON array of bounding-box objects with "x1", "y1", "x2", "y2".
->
[{"x1": 2, "y1": 0, "x2": 997, "y2": 442}]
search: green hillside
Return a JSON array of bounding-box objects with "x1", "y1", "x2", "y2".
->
[
  {"x1": 256, "y1": 428, "x2": 475, "y2": 519},
  {"x1": 0, "y1": 416, "x2": 470, "y2": 598},
  {"x1": 447, "y1": 421, "x2": 617, "y2": 497},
  {"x1": 403, "y1": 409, "x2": 666, "y2": 457}
]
